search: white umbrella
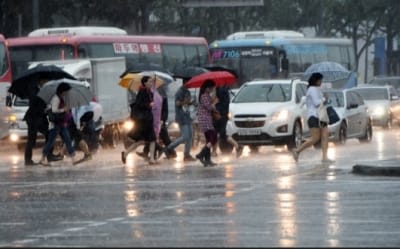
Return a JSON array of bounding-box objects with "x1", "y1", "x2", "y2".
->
[{"x1": 37, "y1": 78, "x2": 92, "y2": 109}]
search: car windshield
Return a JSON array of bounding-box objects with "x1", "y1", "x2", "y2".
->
[
  {"x1": 324, "y1": 91, "x2": 344, "y2": 107},
  {"x1": 233, "y1": 83, "x2": 292, "y2": 103},
  {"x1": 353, "y1": 88, "x2": 389, "y2": 100},
  {"x1": 14, "y1": 96, "x2": 29, "y2": 107}
]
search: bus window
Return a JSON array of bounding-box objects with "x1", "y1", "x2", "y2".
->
[
  {"x1": 197, "y1": 45, "x2": 209, "y2": 66},
  {"x1": 162, "y1": 44, "x2": 185, "y2": 73},
  {"x1": 184, "y1": 45, "x2": 199, "y2": 66},
  {"x1": 0, "y1": 43, "x2": 8, "y2": 76},
  {"x1": 79, "y1": 43, "x2": 116, "y2": 58}
]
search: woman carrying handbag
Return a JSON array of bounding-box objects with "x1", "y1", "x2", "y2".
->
[{"x1": 291, "y1": 72, "x2": 335, "y2": 164}]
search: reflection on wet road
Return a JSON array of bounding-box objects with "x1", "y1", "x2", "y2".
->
[{"x1": 0, "y1": 128, "x2": 400, "y2": 247}]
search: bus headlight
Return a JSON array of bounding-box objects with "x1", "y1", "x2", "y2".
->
[{"x1": 123, "y1": 120, "x2": 134, "y2": 131}]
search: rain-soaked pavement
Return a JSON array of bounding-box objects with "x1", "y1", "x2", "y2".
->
[{"x1": 0, "y1": 128, "x2": 400, "y2": 247}]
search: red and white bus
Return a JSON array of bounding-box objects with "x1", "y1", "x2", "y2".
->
[
  {"x1": 0, "y1": 34, "x2": 12, "y2": 87},
  {"x1": 7, "y1": 26, "x2": 210, "y2": 80},
  {"x1": 0, "y1": 33, "x2": 12, "y2": 139}
]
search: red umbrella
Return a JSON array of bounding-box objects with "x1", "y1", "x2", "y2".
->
[{"x1": 184, "y1": 71, "x2": 237, "y2": 88}]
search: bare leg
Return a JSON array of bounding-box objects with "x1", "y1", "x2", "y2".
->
[
  {"x1": 320, "y1": 126, "x2": 329, "y2": 160},
  {"x1": 295, "y1": 128, "x2": 321, "y2": 154},
  {"x1": 227, "y1": 136, "x2": 239, "y2": 149},
  {"x1": 125, "y1": 140, "x2": 145, "y2": 156}
]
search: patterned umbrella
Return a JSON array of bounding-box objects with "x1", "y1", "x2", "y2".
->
[{"x1": 303, "y1": 61, "x2": 351, "y2": 82}]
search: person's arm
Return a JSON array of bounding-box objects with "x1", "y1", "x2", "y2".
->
[{"x1": 200, "y1": 93, "x2": 217, "y2": 112}]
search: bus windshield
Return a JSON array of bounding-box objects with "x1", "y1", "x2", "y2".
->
[
  {"x1": 9, "y1": 45, "x2": 74, "y2": 79},
  {"x1": 0, "y1": 43, "x2": 8, "y2": 77},
  {"x1": 210, "y1": 32, "x2": 355, "y2": 87},
  {"x1": 210, "y1": 46, "x2": 277, "y2": 83}
]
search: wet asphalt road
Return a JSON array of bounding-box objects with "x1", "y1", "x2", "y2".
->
[{"x1": 0, "y1": 128, "x2": 400, "y2": 247}]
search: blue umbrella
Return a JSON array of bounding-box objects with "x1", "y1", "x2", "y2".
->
[{"x1": 303, "y1": 61, "x2": 351, "y2": 82}]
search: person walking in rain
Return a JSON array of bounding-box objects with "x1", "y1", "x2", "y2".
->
[
  {"x1": 121, "y1": 75, "x2": 159, "y2": 165},
  {"x1": 136, "y1": 85, "x2": 177, "y2": 160},
  {"x1": 24, "y1": 77, "x2": 62, "y2": 166},
  {"x1": 162, "y1": 78, "x2": 197, "y2": 162},
  {"x1": 291, "y1": 72, "x2": 334, "y2": 163},
  {"x1": 212, "y1": 85, "x2": 243, "y2": 158},
  {"x1": 39, "y1": 82, "x2": 78, "y2": 166},
  {"x1": 195, "y1": 79, "x2": 219, "y2": 167}
]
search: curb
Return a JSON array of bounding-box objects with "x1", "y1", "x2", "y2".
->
[{"x1": 352, "y1": 164, "x2": 400, "y2": 176}]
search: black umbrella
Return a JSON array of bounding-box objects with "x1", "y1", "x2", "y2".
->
[
  {"x1": 8, "y1": 64, "x2": 76, "y2": 99},
  {"x1": 120, "y1": 62, "x2": 171, "y2": 78}
]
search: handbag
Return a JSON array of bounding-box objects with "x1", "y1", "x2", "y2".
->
[
  {"x1": 326, "y1": 106, "x2": 340, "y2": 124},
  {"x1": 318, "y1": 104, "x2": 329, "y2": 123},
  {"x1": 47, "y1": 110, "x2": 66, "y2": 124}
]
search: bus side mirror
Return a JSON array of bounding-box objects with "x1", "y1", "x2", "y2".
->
[{"x1": 5, "y1": 95, "x2": 11, "y2": 107}]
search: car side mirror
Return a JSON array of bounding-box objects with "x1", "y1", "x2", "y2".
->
[{"x1": 5, "y1": 95, "x2": 11, "y2": 107}]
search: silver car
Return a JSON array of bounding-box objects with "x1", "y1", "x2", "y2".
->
[
  {"x1": 352, "y1": 85, "x2": 400, "y2": 128},
  {"x1": 323, "y1": 88, "x2": 373, "y2": 144}
]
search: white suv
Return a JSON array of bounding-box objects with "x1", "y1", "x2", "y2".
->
[{"x1": 227, "y1": 79, "x2": 309, "y2": 151}]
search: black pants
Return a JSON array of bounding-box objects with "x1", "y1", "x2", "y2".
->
[
  {"x1": 213, "y1": 115, "x2": 228, "y2": 140},
  {"x1": 24, "y1": 118, "x2": 49, "y2": 162},
  {"x1": 142, "y1": 123, "x2": 173, "y2": 155}
]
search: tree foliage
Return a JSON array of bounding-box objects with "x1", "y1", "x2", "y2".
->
[{"x1": 0, "y1": 0, "x2": 397, "y2": 74}]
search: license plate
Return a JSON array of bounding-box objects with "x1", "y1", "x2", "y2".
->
[{"x1": 237, "y1": 129, "x2": 261, "y2": 136}]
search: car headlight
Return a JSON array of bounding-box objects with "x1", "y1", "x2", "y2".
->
[
  {"x1": 372, "y1": 106, "x2": 386, "y2": 116},
  {"x1": 227, "y1": 112, "x2": 232, "y2": 120},
  {"x1": 271, "y1": 110, "x2": 289, "y2": 121},
  {"x1": 8, "y1": 114, "x2": 17, "y2": 123},
  {"x1": 123, "y1": 120, "x2": 134, "y2": 131}
]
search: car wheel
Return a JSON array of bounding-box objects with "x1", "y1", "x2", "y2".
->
[
  {"x1": 359, "y1": 120, "x2": 373, "y2": 143},
  {"x1": 335, "y1": 122, "x2": 347, "y2": 145},
  {"x1": 287, "y1": 121, "x2": 302, "y2": 150}
]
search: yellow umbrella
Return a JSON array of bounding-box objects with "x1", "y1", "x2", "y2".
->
[{"x1": 118, "y1": 71, "x2": 170, "y2": 92}]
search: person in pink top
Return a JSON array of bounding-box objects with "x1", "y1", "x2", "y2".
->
[{"x1": 195, "y1": 79, "x2": 219, "y2": 167}]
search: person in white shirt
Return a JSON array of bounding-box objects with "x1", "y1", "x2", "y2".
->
[{"x1": 291, "y1": 72, "x2": 334, "y2": 164}]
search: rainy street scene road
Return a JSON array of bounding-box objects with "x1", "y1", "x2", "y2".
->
[{"x1": 0, "y1": 127, "x2": 400, "y2": 247}]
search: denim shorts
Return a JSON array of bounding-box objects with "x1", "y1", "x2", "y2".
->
[{"x1": 308, "y1": 116, "x2": 327, "y2": 128}]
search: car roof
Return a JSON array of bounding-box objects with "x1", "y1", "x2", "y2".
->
[
  {"x1": 354, "y1": 84, "x2": 391, "y2": 89},
  {"x1": 243, "y1": 78, "x2": 307, "y2": 85}
]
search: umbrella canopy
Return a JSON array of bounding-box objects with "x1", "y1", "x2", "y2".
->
[
  {"x1": 37, "y1": 78, "x2": 92, "y2": 109},
  {"x1": 173, "y1": 66, "x2": 208, "y2": 80},
  {"x1": 303, "y1": 61, "x2": 351, "y2": 82},
  {"x1": 9, "y1": 64, "x2": 76, "y2": 99},
  {"x1": 184, "y1": 71, "x2": 237, "y2": 88},
  {"x1": 204, "y1": 64, "x2": 238, "y2": 78},
  {"x1": 118, "y1": 71, "x2": 174, "y2": 92},
  {"x1": 120, "y1": 62, "x2": 171, "y2": 78}
]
